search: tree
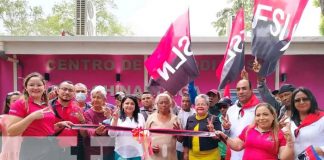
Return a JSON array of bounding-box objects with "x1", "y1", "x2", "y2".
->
[
  {"x1": 211, "y1": 0, "x2": 253, "y2": 36},
  {"x1": 0, "y1": 0, "x2": 43, "y2": 35},
  {"x1": 94, "y1": 0, "x2": 131, "y2": 35},
  {"x1": 314, "y1": 0, "x2": 324, "y2": 35},
  {"x1": 0, "y1": 0, "x2": 130, "y2": 36}
]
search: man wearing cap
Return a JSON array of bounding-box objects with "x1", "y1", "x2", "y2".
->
[
  {"x1": 257, "y1": 77, "x2": 295, "y2": 120},
  {"x1": 216, "y1": 97, "x2": 232, "y2": 160},
  {"x1": 206, "y1": 89, "x2": 221, "y2": 116},
  {"x1": 225, "y1": 79, "x2": 260, "y2": 160}
]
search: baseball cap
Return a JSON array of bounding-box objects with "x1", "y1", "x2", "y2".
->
[
  {"x1": 279, "y1": 84, "x2": 296, "y2": 94},
  {"x1": 272, "y1": 89, "x2": 279, "y2": 95},
  {"x1": 206, "y1": 89, "x2": 219, "y2": 96},
  {"x1": 217, "y1": 97, "x2": 233, "y2": 107}
]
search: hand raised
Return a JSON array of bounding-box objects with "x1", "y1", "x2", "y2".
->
[
  {"x1": 283, "y1": 122, "x2": 293, "y2": 143},
  {"x1": 279, "y1": 115, "x2": 289, "y2": 129},
  {"x1": 222, "y1": 114, "x2": 231, "y2": 130},
  {"x1": 207, "y1": 116, "x2": 215, "y2": 132},
  {"x1": 30, "y1": 107, "x2": 52, "y2": 120}
]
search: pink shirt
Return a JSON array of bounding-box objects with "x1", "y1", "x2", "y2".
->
[
  {"x1": 9, "y1": 98, "x2": 56, "y2": 136},
  {"x1": 239, "y1": 126, "x2": 286, "y2": 160}
]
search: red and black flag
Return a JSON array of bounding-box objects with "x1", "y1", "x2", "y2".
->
[
  {"x1": 252, "y1": 0, "x2": 309, "y2": 76},
  {"x1": 144, "y1": 10, "x2": 199, "y2": 95},
  {"x1": 216, "y1": 8, "x2": 245, "y2": 90}
]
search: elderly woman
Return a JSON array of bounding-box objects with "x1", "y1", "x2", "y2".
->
[
  {"x1": 83, "y1": 85, "x2": 114, "y2": 160},
  {"x1": 289, "y1": 87, "x2": 324, "y2": 159},
  {"x1": 145, "y1": 93, "x2": 181, "y2": 160},
  {"x1": 109, "y1": 95, "x2": 145, "y2": 160},
  {"x1": 217, "y1": 103, "x2": 294, "y2": 160},
  {"x1": 183, "y1": 94, "x2": 222, "y2": 160}
]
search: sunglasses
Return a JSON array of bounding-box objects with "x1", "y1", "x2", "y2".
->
[
  {"x1": 219, "y1": 105, "x2": 229, "y2": 109},
  {"x1": 294, "y1": 97, "x2": 310, "y2": 103}
]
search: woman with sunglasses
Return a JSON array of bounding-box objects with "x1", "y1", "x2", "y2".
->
[{"x1": 289, "y1": 87, "x2": 324, "y2": 159}]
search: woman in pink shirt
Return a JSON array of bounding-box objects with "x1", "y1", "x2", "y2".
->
[
  {"x1": 0, "y1": 91, "x2": 21, "y2": 160},
  {"x1": 217, "y1": 103, "x2": 294, "y2": 160},
  {"x1": 6, "y1": 72, "x2": 72, "y2": 160}
]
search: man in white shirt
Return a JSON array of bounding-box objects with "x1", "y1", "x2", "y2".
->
[
  {"x1": 176, "y1": 93, "x2": 196, "y2": 160},
  {"x1": 224, "y1": 79, "x2": 260, "y2": 160}
]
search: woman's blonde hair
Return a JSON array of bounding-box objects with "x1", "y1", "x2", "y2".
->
[{"x1": 253, "y1": 103, "x2": 280, "y2": 153}]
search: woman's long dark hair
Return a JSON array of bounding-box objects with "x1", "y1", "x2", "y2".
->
[
  {"x1": 291, "y1": 87, "x2": 319, "y2": 126},
  {"x1": 2, "y1": 91, "x2": 21, "y2": 114},
  {"x1": 120, "y1": 95, "x2": 140, "y2": 123}
]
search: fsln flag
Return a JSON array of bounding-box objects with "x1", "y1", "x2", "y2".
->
[
  {"x1": 216, "y1": 8, "x2": 245, "y2": 90},
  {"x1": 297, "y1": 145, "x2": 321, "y2": 160},
  {"x1": 252, "y1": 0, "x2": 309, "y2": 77},
  {"x1": 144, "y1": 10, "x2": 199, "y2": 95}
]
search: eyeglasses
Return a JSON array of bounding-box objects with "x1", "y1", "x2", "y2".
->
[
  {"x1": 294, "y1": 97, "x2": 310, "y2": 103},
  {"x1": 59, "y1": 88, "x2": 74, "y2": 93}
]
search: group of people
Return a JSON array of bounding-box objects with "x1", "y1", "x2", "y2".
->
[{"x1": 0, "y1": 71, "x2": 323, "y2": 160}]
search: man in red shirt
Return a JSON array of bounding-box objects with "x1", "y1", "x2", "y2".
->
[{"x1": 50, "y1": 80, "x2": 86, "y2": 159}]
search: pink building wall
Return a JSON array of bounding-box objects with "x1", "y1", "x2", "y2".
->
[
  {"x1": 280, "y1": 55, "x2": 324, "y2": 109},
  {"x1": 0, "y1": 59, "x2": 14, "y2": 112},
  {"x1": 1, "y1": 54, "x2": 323, "y2": 111}
]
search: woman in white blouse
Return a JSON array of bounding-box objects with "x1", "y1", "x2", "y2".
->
[
  {"x1": 289, "y1": 87, "x2": 324, "y2": 159},
  {"x1": 109, "y1": 95, "x2": 145, "y2": 160}
]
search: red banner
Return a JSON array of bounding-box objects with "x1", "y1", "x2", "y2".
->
[
  {"x1": 252, "y1": 0, "x2": 309, "y2": 76},
  {"x1": 144, "y1": 10, "x2": 199, "y2": 95},
  {"x1": 216, "y1": 8, "x2": 245, "y2": 90}
]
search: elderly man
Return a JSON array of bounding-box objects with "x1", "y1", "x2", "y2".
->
[
  {"x1": 224, "y1": 79, "x2": 260, "y2": 160},
  {"x1": 74, "y1": 83, "x2": 91, "y2": 112}
]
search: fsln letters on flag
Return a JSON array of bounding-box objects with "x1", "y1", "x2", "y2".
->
[
  {"x1": 252, "y1": 0, "x2": 309, "y2": 77},
  {"x1": 216, "y1": 8, "x2": 245, "y2": 90},
  {"x1": 144, "y1": 10, "x2": 199, "y2": 95}
]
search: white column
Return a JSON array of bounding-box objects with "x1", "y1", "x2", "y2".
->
[
  {"x1": 275, "y1": 60, "x2": 280, "y2": 89},
  {"x1": 144, "y1": 55, "x2": 148, "y2": 89},
  {"x1": 13, "y1": 55, "x2": 18, "y2": 91}
]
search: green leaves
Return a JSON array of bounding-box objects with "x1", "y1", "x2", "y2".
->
[
  {"x1": 0, "y1": 0, "x2": 129, "y2": 36},
  {"x1": 211, "y1": 0, "x2": 252, "y2": 36}
]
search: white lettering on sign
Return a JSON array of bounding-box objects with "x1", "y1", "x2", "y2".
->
[
  {"x1": 252, "y1": 4, "x2": 298, "y2": 51},
  {"x1": 157, "y1": 36, "x2": 191, "y2": 81},
  {"x1": 224, "y1": 30, "x2": 244, "y2": 67}
]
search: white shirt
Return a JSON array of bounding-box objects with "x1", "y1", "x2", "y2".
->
[
  {"x1": 290, "y1": 117, "x2": 324, "y2": 160},
  {"x1": 108, "y1": 113, "x2": 145, "y2": 158},
  {"x1": 226, "y1": 101, "x2": 256, "y2": 160},
  {"x1": 176, "y1": 108, "x2": 196, "y2": 152}
]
